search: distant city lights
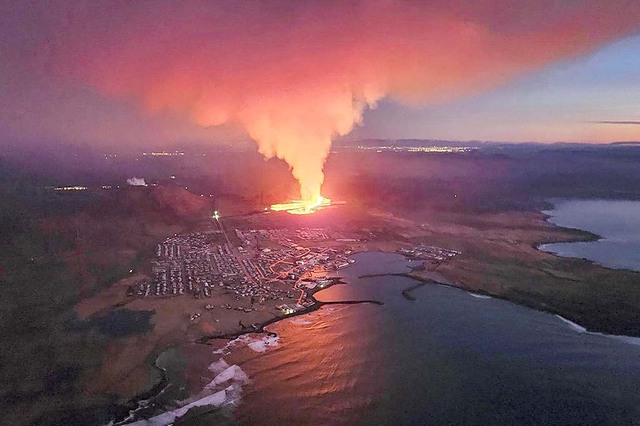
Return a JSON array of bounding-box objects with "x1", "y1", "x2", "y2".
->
[
  {"x1": 54, "y1": 186, "x2": 87, "y2": 191},
  {"x1": 142, "y1": 151, "x2": 185, "y2": 156},
  {"x1": 353, "y1": 145, "x2": 475, "y2": 153}
]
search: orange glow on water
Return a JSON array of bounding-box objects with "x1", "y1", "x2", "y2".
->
[{"x1": 271, "y1": 196, "x2": 331, "y2": 215}]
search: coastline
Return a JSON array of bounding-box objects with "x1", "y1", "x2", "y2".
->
[
  {"x1": 404, "y1": 206, "x2": 640, "y2": 338},
  {"x1": 554, "y1": 314, "x2": 640, "y2": 346},
  {"x1": 359, "y1": 269, "x2": 640, "y2": 344},
  {"x1": 110, "y1": 201, "x2": 640, "y2": 424},
  {"x1": 117, "y1": 236, "x2": 640, "y2": 424},
  {"x1": 117, "y1": 276, "x2": 385, "y2": 424},
  {"x1": 113, "y1": 356, "x2": 171, "y2": 425},
  {"x1": 195, "y1": 279, "x2": 383, "y2": 343},
  {"x1": 174, "y1": 250, "x2": 640, "y2": 426},
  {"x1": 536, "y1": 200, "x2": 640, "y2": 274},
  {"x1": 534, "y1": 204, "x2": 603, "y2": 266}
]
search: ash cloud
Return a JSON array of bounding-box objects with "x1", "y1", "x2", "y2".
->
[{"x1": 9, "y1": 1, "x2": 640, "y2": 201}]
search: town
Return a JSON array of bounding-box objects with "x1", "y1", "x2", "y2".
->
[{"x1": 127, "y1": 226, "x2": 356, "y2": 316}]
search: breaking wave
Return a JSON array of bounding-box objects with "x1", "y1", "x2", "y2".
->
[
  {"x1": 556, "y1": 314, "x2": 640, "y2": 346},
  {"x1": 128, "y1": 344, "x2": 253, "y2": 425},
  {"x1": 468, "y1": 293, "x2": 492, "y2": 299},
  {"x1": 246, "y1": 334, "x2": 280, "y2": 353}
]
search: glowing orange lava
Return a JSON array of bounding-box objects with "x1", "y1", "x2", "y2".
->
[{"x1": 270, "y1": 196, "x2": 331, "y2": 215}]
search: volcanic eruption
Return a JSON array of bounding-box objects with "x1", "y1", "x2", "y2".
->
[
  {"x1": 42, "y1": 1, "x2": 640, "y2": 211},
  {"x1": 270, "y1": 196, "x2": 332, "y2": 215}
]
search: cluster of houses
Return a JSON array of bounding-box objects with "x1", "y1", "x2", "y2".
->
[
  {"x1": 241, "y1": 258, "x2": 273, "y2": 282},
  {"x1": 138, "y1": 231, "x2": 242, "y2": 298},
  {"x1": 128, "y1": 226, "x2": 359, "y2": 321},
  {"x1": 397, "y1": 244, "x2": 461, "y2": 270}
]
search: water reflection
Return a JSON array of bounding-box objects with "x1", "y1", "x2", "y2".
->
[
  {"x1": 228, "y1": 252, "x2": 640, "y2": 425},
  {"x1": 234, "y1": 304, "x2": 386, "y2": 425}
]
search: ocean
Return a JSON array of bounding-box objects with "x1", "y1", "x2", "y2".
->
[
  {"x1": 166, "y1": 251, "x2": 640, "y2": 425},
  {"x1": 539, "y1": 199, "x2": 640, "y2": 272}
]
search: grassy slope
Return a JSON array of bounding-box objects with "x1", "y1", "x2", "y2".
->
[
  {"x1": 411, "y1": 211, "x2": 640, "y2": 336},
  {"x1": 0, "y1": 186, "x2": 212, "y2": 425}
]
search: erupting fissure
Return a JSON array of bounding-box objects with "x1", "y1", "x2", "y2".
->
[
  {"x1": 48, "y1": 1, "x2": 640, "y2": 204},
  {"x1": 270, "y1": 196, "x2": 332, "y2": 215}
]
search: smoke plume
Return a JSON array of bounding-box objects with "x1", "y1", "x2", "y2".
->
[
  {"x1": 47, "y1": 1, "x2": 640, "y2": 201},
  {"x1": 126, "y1": 177, "x2": 147, "y2": 187}
]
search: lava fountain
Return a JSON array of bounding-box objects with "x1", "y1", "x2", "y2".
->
[
  {"x1": 270, "y1": 196, "x2": 332, "y2": 215},
  {"x1": 43, "y1": 1, "x2": 640, "y2": 217}
]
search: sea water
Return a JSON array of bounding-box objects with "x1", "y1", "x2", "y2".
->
[
  {"x1": 225, "y1": 252, "x2": 640, "y2": 425},
  {"x1": 539, "y1": 199, "x2": 640, "y2": 272}
]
